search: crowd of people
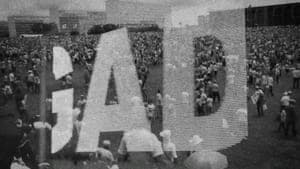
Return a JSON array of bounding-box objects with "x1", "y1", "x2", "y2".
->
[
  {"x1": 0, "y1": 25, "x2": 300, "y2": 169},
  {"x1": 246, "y1": 25, "x2": 300, "y2": 136},
  {"x1": 193, "y1": 35, "x2": 226, "y2": 116},
  {"x1": 0, "y1": 31, "x2": 165, "y2": 169}
]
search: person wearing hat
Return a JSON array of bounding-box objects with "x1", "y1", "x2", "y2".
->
[
  {"x1": 77, "y1": 95, "x2": 86, "y2": 113},
  {"x1": 280, "y1": 92, "x2": 290, "y2": 111},
  {"x1": 255, "y1": 86, "x2": 265, "y2": 117},
  {"x1": 146, "y1": 99, "x2": 155, "y2": 121},
  {"x1": 211, "y1": 80, "x2": 220, "y2": 103},
  {"x1": 26, "y1": 70, "x2": 34, "y2": 93},
  {"x1": 95, "y1": 140, "x2": 115, "y2": 167}
]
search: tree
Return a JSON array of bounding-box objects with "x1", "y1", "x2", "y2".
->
[
  {"x1": 127, "y1": 24, "x2": 162, "y2": 32},
  {"x1": 87, "y1": 25, "x2": 105, "y2": 35},
  {"x1": 88, "y1": 24, "x2": 119, "y2": 35},
  {"x1": 102, "y1": 24, "x2": 119, "y2": 32}
]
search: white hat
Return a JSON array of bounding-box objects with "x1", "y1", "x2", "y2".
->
[
  {"x1": 103, "y1": 140, "x2": 111, "y2": 146},
  {"x1": 159, "y1": 130, "x2": 171, "y2": 138},
  {"x1": 189, "y1": 135, "x2": 203, "y2": 146}
]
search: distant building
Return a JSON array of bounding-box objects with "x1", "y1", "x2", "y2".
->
[
  {"x1": 7, "y1": 15, "x2": 49, "y2": 37},
  {"x1": 105, "y1": 0, "x2": 171, "y2": 27},
  {"x1": 198, "y1": 15, "x2": 210, "y2": 29},
  {"x1": 207, "y1": 3, "x2": 300, "y2": 28},
  {"x1": 80, "y1": 11, "x2": 107, "y2": 33},
  {"x1": 58, "y1": 12, "x2": 81, "y2": 33},
  {"x1": 50, "y1": 8, "x2": 107, "y2": 34},
  {"x1": 245, "y1": 2, "x2": 300, "y2": 26}
]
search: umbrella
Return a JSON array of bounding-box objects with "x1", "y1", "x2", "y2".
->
[
  {"x1": 123, "y1": 128, "x2": 161, "y2": 152},
  {"x1": 184, "y1": 151, "x2": 228, "y2": 169}
]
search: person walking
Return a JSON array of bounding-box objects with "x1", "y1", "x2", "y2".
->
[
  {"x1": 280, "y1": 92, "x2": 290, "y2": 111},
  {"x1": 292, "y1": 68, "x2": 300, "y2": 89},
  {"x1": 267, "y1": 74, "x2": 274, "y2": 96},
  {"x1": 275, "y1": 64, "x2": 280, "y2": 84},
  {"x1": 285, "y1": 100, "x2": 297, "y2": 137},
  {"x1": 278, "y1": 109, "x2": 286, "y2": 132},
  {"x1": 256, "y1": 87, "x2": 265, "y2": 117},
  {"x1": 211, "y1": 80, "x2": 220, "y2": 103}
]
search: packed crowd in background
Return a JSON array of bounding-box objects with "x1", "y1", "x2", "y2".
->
[
  {"x1": 0, "y1": 32, "x2": 163, "y2": 102},
  {"x1": 0, "y1": 25, "x2": 300, "y2": 169},
  {"x1": 193, "y1": 35, "x2": 226, "y2": 116},
  {"x1": 0, "y1": 25, "x2": 299, "y2": 130},
  {"x1": 246, "y1": 25, "x2": 300, "y2": 136}
]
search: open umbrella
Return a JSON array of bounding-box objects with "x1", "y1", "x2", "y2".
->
[{"x1": 123, "y1": 128, "x2": 161, "y2": 152}]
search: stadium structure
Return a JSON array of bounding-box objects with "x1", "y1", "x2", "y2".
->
[
  {"x1": 7, "y1": 15, "x2": 50, "y2": 37},
  {"x1": 105, "y1": 0, "x2": 171, "y2": 27},
  {"x1": 2, "y1": 1, "x2": 299, "y2": 37}
]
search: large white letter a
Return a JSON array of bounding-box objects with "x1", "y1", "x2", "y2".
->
[{"x1": 77, "y1": 28, "x2": 150, "y2": 152}]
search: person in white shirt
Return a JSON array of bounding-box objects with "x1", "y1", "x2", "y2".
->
[
  {"x1": 280, "y1": 92, "x2": 290, "y2": 111},
  {"x1": 3, "y1": 85, "x2": 13, "y2": 97},
  {"x1": 159, "y1": 130, "x2": 178, "y2": 163},
  {"x1": 66, "y1": 74, "x2": 72, "y2": 87},
  {"x1": 156, "y1": 89, "x2": 162, "y2": 106},
  {"x1": 96, "y1": 140, "x2": 115, "y2": 167},
  {"x1": 9, "y1": 72, "x2": 15, "y2": 84},
  {"x1": 206, "y1": 97, "x2": 213, "y2": 114},
  {"x1": 27, "y1": 71, "x2": 34, "y2": 92},
  {"x1": 117, "y1": 129, "x2": 172, "y2": 168},
  {"x1": 261, "y1": 74, "x2": 268, "y2": 91}
]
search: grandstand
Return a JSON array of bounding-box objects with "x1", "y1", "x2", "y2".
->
[
  {"x1": 245, "y1": 2, "x2": 300, "y2": 26},
  {"x1": 7, "y1": 15, "x2": 49, "y2": 37}
]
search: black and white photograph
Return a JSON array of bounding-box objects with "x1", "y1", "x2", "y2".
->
[{"x1": 0, "y1": 0, "x2": 300, "y2": 169}]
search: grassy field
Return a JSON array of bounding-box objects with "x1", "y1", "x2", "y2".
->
[{"x1": 21, "y1": 61, "x2": 300, "y2": 169}]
